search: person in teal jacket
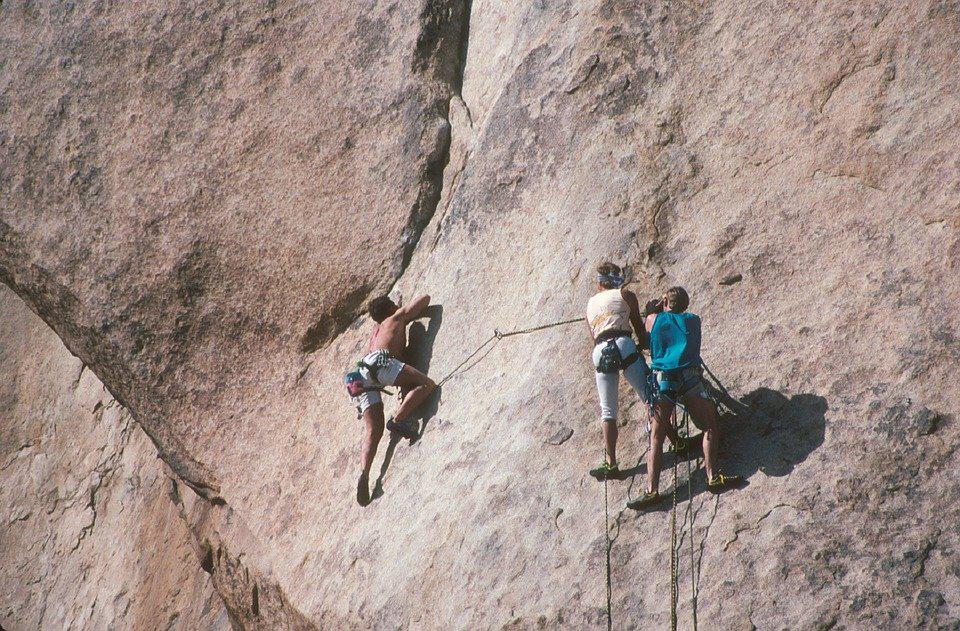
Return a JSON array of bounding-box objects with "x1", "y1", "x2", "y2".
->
[{"x1": 628, "y1": 286, "x2": 741, "y2": 510}]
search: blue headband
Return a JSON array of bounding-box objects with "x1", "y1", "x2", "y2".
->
[{"x1": 597, "y1": 272, "x2": 624, "y2": 288}]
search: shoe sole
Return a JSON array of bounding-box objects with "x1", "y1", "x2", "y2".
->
[{"x1": 387, "y1": 422, "x2": 418, "y2": 440}]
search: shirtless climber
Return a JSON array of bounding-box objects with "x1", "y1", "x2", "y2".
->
[
  {"x1": 628, "y1": 286, "x2": 741, "y2": 510},
  {"x1": 586, "y1": 262, "x2": 687, "y2": 480},
  {"x1": 346, "y1": 294, "x2": 436, "y2": 505}
]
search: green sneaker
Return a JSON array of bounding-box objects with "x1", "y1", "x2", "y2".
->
[
  {"x1": 627, "y1": 491, "x2": 663, "y2": 511},
  {"x1": 589, "y1": 461, "x2": 620, "y2": 480},
  {"x1": 707, "y1": 472, "x2": 743, "y2": 493}
]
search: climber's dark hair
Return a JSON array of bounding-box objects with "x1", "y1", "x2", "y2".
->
[
  {"x1": 368, "y1": 295, "x2": 397, "y2": 323},
  {"x1": 665, "y1": 286, "x2": 689, "y2": 312}
]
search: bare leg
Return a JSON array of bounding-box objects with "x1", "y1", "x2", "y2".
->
[
  {"x1": 602, "y1": 418, "x2": 617, "y2": 465},
  {"x1": 683, "y1": 393, "x2": 719, "y2": 480},
  {"x1": 360, "y1": 403, "x2": 385, "y2": 475},
  {"x1": 357, "y1": 403, "x2": 385, "y2": 506},
  {"x1": 391, "y1": 365, "x2": 436, "y2": 423},
  {"x1": 647, "y1": 402, "x2": 674, "y2": 493}
]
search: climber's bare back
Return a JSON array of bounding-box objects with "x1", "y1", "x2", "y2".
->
[{"x1": 368, "y1": 316, "x2": 407, "y2": 356}]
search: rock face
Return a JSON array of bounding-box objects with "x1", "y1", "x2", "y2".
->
[
  {"x1": 0, "y1": 286, "x2": 228, "y2": 629},
  {"x1": 2, "y1": 0, "x2": 960, "y2": 629}
]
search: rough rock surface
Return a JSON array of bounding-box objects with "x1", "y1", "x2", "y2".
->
[
  {"x1": 0, "y1": 286, "x2": 228, "y2": 630},
  {"x1": 2, "y1": 0, "x2": 960, "y2": 629}
]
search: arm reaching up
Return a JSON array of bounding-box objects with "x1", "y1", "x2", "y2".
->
[{"x1": 393, "y1": 294, "x2": 431, "y2": 324}]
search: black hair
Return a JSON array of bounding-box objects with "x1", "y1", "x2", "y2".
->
[{"x1": 368, "y1": 295, "x2": 397, "y2": 323}]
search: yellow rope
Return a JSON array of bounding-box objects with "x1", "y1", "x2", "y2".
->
[{"x1": 670, "y1": 409, "x2": 679, "y2": 631}]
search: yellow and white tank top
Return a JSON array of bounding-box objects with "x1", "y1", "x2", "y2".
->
[{"x1": 587, "y1": 289, "x2": 631, "y2": 340}]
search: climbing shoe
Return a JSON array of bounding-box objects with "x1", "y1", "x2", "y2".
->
[
  {"x1": 589, "y1": 461, "x2": 620, "y2": 480},
  {"x1": 707, "y1": 472, "x2": 743, "y2": 493},
  {"x1": 627, "y1": 491, "x2": 663, "y2": 511},
  {"x1": 356, "y1": 472, "x2": 371, "y2": 506},
  {"x1": 386, "y1": 417, "x2": 418, "y2": 440}
]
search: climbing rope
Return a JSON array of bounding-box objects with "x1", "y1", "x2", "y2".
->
[
  {"x1": 603, "y1": 472, "x2": 613, "y2": 631},
  {"x1": 432, "y1": 315, "x2": 618, "y2": 626},
  {"x1": 670, "y1": 408, "x2": 679, "y2": 631},
  {"x1": 495, "y1": 316, "x2": 584, "y2": 339},
  {"x1": 658, "y1": 391, "x2": 702, "y2": 631},
  {"x1": 434, "y1": 317, "x2": 583, "y2": 387},
  {"x1": 423, "y1": 318, "x2": 733, "y2": 631},
  {"x1": 685, "y1": 408, "x2": 699, "y2": 631}
]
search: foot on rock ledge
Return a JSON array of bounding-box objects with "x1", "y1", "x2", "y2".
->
[
  {"x1": 386, "y1": 418, "x2": 418, "y2": 440},
  {"x1": 627, "y1": 491, "x2": 664, "y2": 511},
  {"x1": 707, "y1": 472, "x2": 743, "y2": 494}
]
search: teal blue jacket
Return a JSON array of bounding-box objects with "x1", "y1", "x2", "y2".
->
[{"x1": 649, "y1": 311, "x2": 702, "y2": 371}]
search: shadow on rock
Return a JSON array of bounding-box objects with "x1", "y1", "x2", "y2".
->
[
  {"x1": 720, "y1": 386, "x2": 828, "y2": 480},
  {"x1": 370, "y1": 434, "x2": 400, "y2": 504},
  {"x1": 404, "y1": 304, "x2": 442, "y2": 442},
  {"x1": 623, "y1": 386, "x2": 828, "y2": 506}
]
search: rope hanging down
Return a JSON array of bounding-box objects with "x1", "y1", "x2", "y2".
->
[
  {"x1": 603, "y1": 474, "x2": 613, "y2": 631},
  {"x1": 659, "y1": 392, "x2": 702, "y2": 631},
  {"x1": 429, "y1": 317, "x2": 729, "y2": 631},
  {"x1": 686, "y1": 408, "x2": 699, "y2": 631},
  {"x1": 670, "y1": 409, "x2": 680, "y2": 631}
]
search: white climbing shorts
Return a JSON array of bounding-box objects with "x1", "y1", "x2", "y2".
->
[
  {"x1": 353, "y1": 350, "x2": 405, "y2": 415},
  {"x1": 592, "y1": 336, "x2": 651, "y2": 421}
]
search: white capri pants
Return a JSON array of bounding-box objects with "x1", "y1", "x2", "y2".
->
[{"x1": 592, "y1": 336, "x2": 651, "y2": 421}]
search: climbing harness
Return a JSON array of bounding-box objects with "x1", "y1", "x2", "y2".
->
[
  {"x1": 344, "y1": 350, "x2": 397, "y2": 397},
  {"x1": 356, "y1": 350, "x2": 393, "y2": 383},
  {"x1": 647, "y1": 365, "x2": 704, "y2": 406},
  {"x1": 595, "y1": 337, "x2": 642, "y2": 374}
]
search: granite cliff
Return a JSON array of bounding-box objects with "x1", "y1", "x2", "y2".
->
[{"x1": 2, "y1": 0, "x2": 959, "y2": 628}]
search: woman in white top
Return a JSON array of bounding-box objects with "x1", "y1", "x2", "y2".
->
[
  {"x1": 586, "y1": 262, "x2": 686, "y2": 481},
  {"x1": 585, "y1": 262, "x2": 651, "y2": 479}
]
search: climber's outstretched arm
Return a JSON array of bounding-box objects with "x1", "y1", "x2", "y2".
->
[{"x1": 393, "y1": 294, "x2": 431, "y2": 324}]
